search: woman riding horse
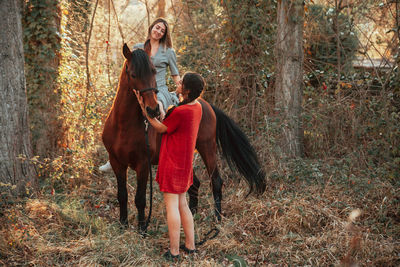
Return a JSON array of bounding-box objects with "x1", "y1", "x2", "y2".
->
[{"x1": 99, "y1": 18, "x2": 179, "y2": 172}]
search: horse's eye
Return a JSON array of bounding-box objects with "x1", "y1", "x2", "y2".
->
[{"x1": 125, "y1": 64, "x2": 136, "y2": 79}]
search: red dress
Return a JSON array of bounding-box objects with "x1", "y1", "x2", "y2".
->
[{"x1": 156, "y1": 102, "x2": 202, "y2": 194}]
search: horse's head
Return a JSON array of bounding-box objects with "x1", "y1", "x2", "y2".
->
[{"x1": 122, "y1": 43, "x2": 160, "y2": 118}]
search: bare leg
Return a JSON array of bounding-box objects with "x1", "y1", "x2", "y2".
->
[
  {"x1": 178, "y1": 193, "x2": 195, "y2": 250},
  {"x1": 163, "y1": 192, "x2": 180, "y2": 255}
]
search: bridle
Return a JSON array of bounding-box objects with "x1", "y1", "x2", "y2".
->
[{"x1": 125, "y1": 63, "x2": 158, "y2": 94}]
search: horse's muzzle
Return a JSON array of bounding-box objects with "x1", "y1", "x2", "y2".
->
[{"x1": 146, "y1": 105, "x2": 160, "y2": 119}]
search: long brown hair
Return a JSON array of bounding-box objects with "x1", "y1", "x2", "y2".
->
[
  {"x1": 145, "y1": 18, "x2": 172, "y2": 49},
  {"x1": 165, "y1": 72, "x2": 205, "y2": 119}
]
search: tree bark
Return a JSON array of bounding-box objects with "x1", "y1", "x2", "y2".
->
[
  {"x1": 23, "y1": 0, "x2": 62, "y2": 158},
  {"x1": 275, "y1": 0, "x2": 305, "y2": 157},
  {"x1": 396, "y1": 0, "x2": 400, "y2": 78},
  {"x1": 0, "y1": 0, "x2": 37, "y2": 194},
  {"x1": 157, "y1": 0, "x2": 166, "y2": 18}
]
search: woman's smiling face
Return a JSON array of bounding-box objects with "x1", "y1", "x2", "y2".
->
[{"x1": 151, "y1": 22, "x2": 166, "y2": 41}]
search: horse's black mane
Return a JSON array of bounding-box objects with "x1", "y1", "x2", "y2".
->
[{"x1": 130, "y1": 49, "x2": 156, "y2": 80}]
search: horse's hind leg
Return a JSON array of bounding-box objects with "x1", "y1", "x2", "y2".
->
[
  {"x1": 196, "y1": 144, "x2": 223, "y2": 221},
  {"x1": 110, "y1": 157, "x2": 129, "y2": 226},
  {"x1": 188, "y1": 173, "x2": 200, "y2": 214},
  {"x1": 210, "y1": 167, "x2": 223, "y2": 221}
]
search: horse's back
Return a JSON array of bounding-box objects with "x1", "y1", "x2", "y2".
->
[{"x1": 197, "y1": 98, "x2": 216, "y2": 143}]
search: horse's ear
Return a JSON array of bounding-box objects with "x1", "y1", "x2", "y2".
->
[{"x1": 123, "y1": 43, "x2": 132, "y2": 61}]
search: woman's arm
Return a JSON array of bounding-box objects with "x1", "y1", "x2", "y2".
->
[
  {"x1": 134, "y1": 90, "x2": 167, "y2": 133},
  {"x1": 146, "y1": 116, "x2": 167, "y2": 133},
  {"x1": 171, "y1": 75, "x2": 181, "y2": 97},
  {"x1": 167, "y1": 48, "x2": 181, "y2": 91},
  {"x1": 172, "y1": 75, "x2": 181, "y2": 86}
]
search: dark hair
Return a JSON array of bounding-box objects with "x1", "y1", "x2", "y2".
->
[
  {"x1": 165, "y1": 72, "x2": 205, "y2": 119},
  {"x1": 179, "y1": 72, "x2": 205, "y2": 105},
  {"x1": 145, "y1": 18, "x2": 172, "y2": 48}
]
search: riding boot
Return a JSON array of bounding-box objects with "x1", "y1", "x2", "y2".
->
[{"x1": 99, "y1": 161, "x2": 112, "y2": 172}]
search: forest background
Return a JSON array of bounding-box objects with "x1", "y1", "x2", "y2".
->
[{"x1": 1, "y1": 0, "x2": 399, "y2": 266}]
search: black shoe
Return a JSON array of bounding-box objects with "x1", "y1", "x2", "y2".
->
[
  {"x1": 163, "y1": 250, "x2": 180, "y2": 261},
  {"x1": 179, "y1": 244, "x2": 198, "y2": 254}
]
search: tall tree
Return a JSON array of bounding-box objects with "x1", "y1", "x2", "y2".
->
[
  {"x1": 23, "y1": 0, "x2": 62, "y2": 158},
  {"x1": 395, "y1": 0, "x2": 400, "y2": 85},
  {"x1": 275, "y1": 0, "x2": 305, "y2": 157},
  {"x1": 0, "y1": 0, "x2": 37, "y2": 194},
  {"x1": 157, "y1": 0, "x2": 166, "y2": 18}
]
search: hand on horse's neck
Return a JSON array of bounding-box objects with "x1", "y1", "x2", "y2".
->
[{"x1": 150, "y1": 39, "x2": 160, "y2": 57}]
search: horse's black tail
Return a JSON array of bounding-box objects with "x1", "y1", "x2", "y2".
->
[{"x1": 211, "y1": 105, "x2": 266, "y2": 195}]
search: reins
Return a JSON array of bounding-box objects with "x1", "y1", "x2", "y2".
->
[
  {"x1": 143, "y1": 119, "x2": 153, "y2": 232},
  {"x1": 195, "y1": 228, "x2": 220, "y2": 246}
]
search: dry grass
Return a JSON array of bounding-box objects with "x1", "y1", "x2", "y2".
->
[{"x1": 1, "y1": 162, "x2": 399, "y2": 266}]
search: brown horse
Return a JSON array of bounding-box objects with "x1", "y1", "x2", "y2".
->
[{"x1": 102, "y1": 44, "x2": 266, "y2": 231}]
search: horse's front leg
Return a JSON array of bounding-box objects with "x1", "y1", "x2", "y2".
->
[
  {"x1": 135, "y1": 163, "x2": 149, "y2": 232},
  {"x1": 110, "y1": 157, "x2": 129, "y2": 226}
]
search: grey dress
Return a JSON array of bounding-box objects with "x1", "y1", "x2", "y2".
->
[{"x1": 133, "y1": 43, "x2": 179, "y2": 110}]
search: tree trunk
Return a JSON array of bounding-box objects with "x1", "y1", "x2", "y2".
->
[
  {"x1": 23, "y1": 0, "x2": 62, "y2": 158},
  {"x1": 157, "y1": 0, "x2": 166, "y2": 18},
  {"x1": 275, "y1": 0, "x2": 304, "y2": 157},
  {"x1": 0, "y1": 0, "x2": 37, "y2": 194},
  {"x1": 396, "y1": 0, "x2": 400, "y2": 83}
]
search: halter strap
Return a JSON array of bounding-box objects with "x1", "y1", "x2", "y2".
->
[{"x1": 139, "y1": 87, "x2": 159, "y2": 94}]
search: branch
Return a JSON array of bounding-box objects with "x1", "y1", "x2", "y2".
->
[
  {"x1": 111, "y1": 0, "x2": 125, "y2": 43},
  {"x1": 83, "y1": 0, "x2": 99, "y2": 116}
]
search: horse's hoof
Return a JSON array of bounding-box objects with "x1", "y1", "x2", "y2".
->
[
  {"x1": 215, "y1": 212, "x2": 222, "y2": 222},
  {"x1": 117, "y1": 224, "x2": 128, "y2": 233},
  {"x1": 138, "y1": 225, "x2": 148, "y2": 237},
  {"x1": 119, "y1": 219, "x2": 129, "y2": 228},
  {"x1": 139, "y1": 230, "x2": 149, "y2": 238}
]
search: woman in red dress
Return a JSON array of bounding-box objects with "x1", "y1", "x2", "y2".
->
[{"x1": 135, "y1": 72, "x2": 204, "y2": 260}]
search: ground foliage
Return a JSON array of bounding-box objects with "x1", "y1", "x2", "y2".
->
[
  {"x1": 0, "y1": 162, "x2": 399, "y2": 266},
  {"x1": 1, "y1": 0, "x2": 399, "y2": 266}
]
